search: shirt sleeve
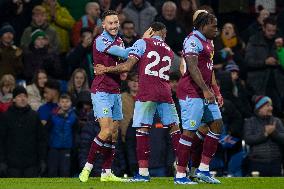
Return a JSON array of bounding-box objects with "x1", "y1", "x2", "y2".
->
[
  {"x1": 107, "y1": 46, "x2": 131, "y2": 59},
  {"x1": 183, "y1": 36, "x2": 203, "y2": 57},
  {"x1": 96, "y1": 36, "x2": 109, "y2": 52},
  {"x1": 128, "y1": 39, "x2": 146, "y2": 60}
]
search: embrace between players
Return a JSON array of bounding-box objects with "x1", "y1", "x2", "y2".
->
[{"x1": 79, "y1": 9, "x2": 223, "y2": 185}]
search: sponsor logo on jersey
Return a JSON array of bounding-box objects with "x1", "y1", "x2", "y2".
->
[{"x1": 190, "y1": 120, "x2": 196, "y2": 127}]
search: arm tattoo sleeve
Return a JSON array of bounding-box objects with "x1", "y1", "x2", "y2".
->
[
  {"x1": 107, "y1": 57, "x2": 138, "y2": 73},
  {"x1": 186, "y1": 55, "x2": 209, "y2": 91}
]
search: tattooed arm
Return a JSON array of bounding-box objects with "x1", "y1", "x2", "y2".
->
[
  {"x1": 185, "y1": 55, "x2": 215, "y2": 102},
  {"x1": 105, "y1": 56, "x2": 138, "y2": 73}
]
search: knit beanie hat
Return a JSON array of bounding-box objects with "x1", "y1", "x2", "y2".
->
[
  {"x1": 0, "y1": 23, "x2": 15, "y2": 37},
  {"x1": 225, "y1": 63, "x2": 240, "y2": 72},
  {"x1": 31, "y1": 29, "x2": 46, "y2": 44},
  {"x1": 13, "y1": 86, "x2": 28, "y2": 98},
  {"x1": 254, "y1": 95, "x2": 272, "y2": 111}
]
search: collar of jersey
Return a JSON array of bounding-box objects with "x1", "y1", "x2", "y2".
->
[
  {"x1": 151, "y1": 35, "x2": 163, "y2": 41},
  {"x1": 102, "y1": 30, "x2": 117, "y2": 42},
  {"x1": 193, "y1": 30, "x2": 206, "y2": 41}
]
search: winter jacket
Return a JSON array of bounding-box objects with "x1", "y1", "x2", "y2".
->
[
  {"x1": 245, "y1": 31, "x2": 284, "y2": 97},
  {"x1": 0, "y1": 43, "x2": 23, "y2": 79},
  {"x1": 21, "y1": 22, "x2": 60, "y2": 53},
  {"x1": 0, "y1": 105, "x2": 47, "y2": 169},
  {"x1": 243, "y1": 115, "x2": 284, "y2": 163},
  {"x1": 120, "y1": 92, "x2": 135, "y2": 142},
  {"x1": 155, "y1": 15, "x2": 186, "y2": 54},
  {"x1": 26, "y1": 84, "x2": 45, "y2": 111},
  {"x1": 0, "y1": 93, "x2": 12, "y2": 113},
  {"x1": 47, "y1": 108, "x2": 78, "y2": 149},
  {"x1": 23, "y1": 46, "x2": 61, "y2": 82},
  {"x1": 123, "y1": 1, "x2": 157, "y2": 36},
  {"x1": 42, "y1": 2, "x2": 75, "y2": 53},
  {"x1": 66, "y1": 44, "x2": 93, "y2": 85}
]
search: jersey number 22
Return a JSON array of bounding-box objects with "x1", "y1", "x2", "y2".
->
[{"x1": 145, "y1": 51, "x2": 171, "y2": 80}]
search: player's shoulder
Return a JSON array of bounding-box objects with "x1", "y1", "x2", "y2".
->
[
  {"x1": 95, "y1": 34, "x2": 112, "y2": 51},
  {"x1": 184, "y1": 34, "x2": 202, "y2": 47}
]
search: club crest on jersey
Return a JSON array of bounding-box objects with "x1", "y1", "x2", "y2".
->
[
  {"x1": 103, "y1": 108, "x2": 109, "y2": 115},
  {"x1": 190, "y1": 120, "x2": 196, "y2": 127},
  {"x1": 189, "y1": 40, "x2": 196, "y2": 49}
]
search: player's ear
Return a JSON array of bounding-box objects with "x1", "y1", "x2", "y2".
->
[{"x1": 102, "y1": 21, "x2": 106, "y2": 30}]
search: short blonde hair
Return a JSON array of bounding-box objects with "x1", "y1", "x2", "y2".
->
[{"x1": 0, "y1": 74, "x2": 16, "y2": 92}]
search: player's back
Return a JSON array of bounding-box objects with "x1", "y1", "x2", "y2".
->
[{"x1": 136, "y1": 37, "x2": 174, "y2": 103}]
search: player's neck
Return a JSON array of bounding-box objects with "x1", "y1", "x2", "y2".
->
[{"x1": 130, "y1": 90, "x2": 137, "y2": 97}]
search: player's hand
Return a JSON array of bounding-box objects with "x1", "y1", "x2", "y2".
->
[
  {"x1": 212, "y1": 84, "x2": 223, "y2": 107},
  {"x1": 94, "y1": 64, "x2": 107, "y2": 75},
  {"x1": 216, "y1": 95, "x2": 224, "y2": 107},
  {"x1": 203, "y1": 89, "x2": 215, "y2": 104},
  {"x1": 143, "y1": 27, "x2": 154, "y2": 38}
]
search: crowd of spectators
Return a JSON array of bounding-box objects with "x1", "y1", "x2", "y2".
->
[{"x1": 0, "y1": 0, "x2": 284, "y2": 178}]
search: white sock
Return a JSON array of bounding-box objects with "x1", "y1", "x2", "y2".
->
[
  {"x1": 139, "y1": 168, "x2": 149, "y2": 176},
  {"x1": 198, "y1": 163, "x2": 209, "y2": 171},
  {"x1": 84, "y1": 162, "x2": 93, "y2": 171},
  {"x1": 102, "y1": 169, "x2": 112, "y2": 175},
  {"x1": 176, "y1": 172, "x2": 186, "y2": 178}
]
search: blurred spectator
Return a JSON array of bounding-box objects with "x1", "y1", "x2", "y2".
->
[
  {"x1": 67, "y1": 28, "x2": 94, "y2": 84},
  {"x1": 223, "y1": 63, "x2": 253, "y2": 118},
  {"x1": 0, "y1": 0, "x2": 41, "y2": 45},
  {"x1": 38, "y1": 79, "x2": 60, "y2": 126},
  {"x1": 67, "y1": 68, "x2": 89, "y2": 104},
  {"x1": 277, "y1": 8, "x2": 284, "y2": 35},
  {"x1": 23, "y1": 29, "x2": 61, "y2": 83},
  {"x1": 0, "y1": 74, "x2": 16, "y2": 113},
  {"x1": 123, "y1": 0, "x2": 157, "y2": 36},
  {"x1": 78, "y1": 112, "x2": 102, "y2": 176},
  {"x1": 42, "y1": 0, "x2": 75, "y2": 54},
  {"x1": 214, "y1": 22, "x2": 246, "y2": 79},
  {"x1": 26, "y1": 69, "x2": 48, "y2": 111},
  {"x1": 121, "y1": 20, "x2": 139, "y2": 48},
  {"x1": 58, "y1": 0, "x2": 93, "y2": 20},
  {"x1": 47, "y1": 93, "x2": 78, "y2": 177},
  {"x1": 0, "y1": 23, "x2": 24, "y2": 79},
  {"x1": 120, "y1": 72, "x2": 138, "y2": 143},
  {"x1": 0, "y1": 86, "x2": 47, "y2": 177},
  {"x1": 241, "y1": 8, "x2": 270, "y2": 43},
  {"x1": 218, "y1": 99, "x2": 243, "y2": 176},
  {"x1": 21, "y1": 5, "x2": 60, "y2": 53},
  {"x1": 75, "y1": 90, "x2": 92, "y2": 128},
  {"x1": 155, "y1": 1, "x2": 186, "y2": 55},
  {"x1": 245, "y1": 16, "x2": 284, "y2": 117},
  {"x1": 254, "y1": 0, "x2": 276, "y2": 14},
  {"x1": 243, "y1": 96, "x2": 284, "y2": 176},
  {"x1": 118, "y1": 12, "x2": 127, "y2": 25},
  {"x1": 176, "y1": 0, "x2": 198, "y2": 33},
  {"x1": 72, "y1": 2, "x2": 102, "y2": 47}
]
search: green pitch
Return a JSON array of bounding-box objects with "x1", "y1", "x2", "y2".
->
[{"x1": 0, "y1": 177, "x2": 283, "y2": 189}]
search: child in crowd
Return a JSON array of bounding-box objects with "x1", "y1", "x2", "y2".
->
[{"x1": 47, "y1": 93, "x2": 78, "y2": 177}]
